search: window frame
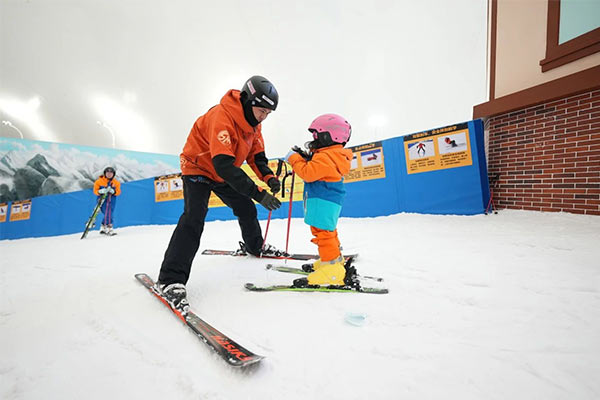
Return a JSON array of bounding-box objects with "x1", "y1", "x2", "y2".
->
[{"x1": 540, "y1": 0, "x2": 600, "y2": 72}]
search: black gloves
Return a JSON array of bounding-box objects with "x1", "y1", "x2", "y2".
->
[
  {"x1": 267, "y1": 177, "x2": 281, "y2": 194},
  {"x1": 257, "y1": 190, "x2": 281, "y2": 211},
  {"x1": 292, "y1": 145, "x2": 311, "y2": 160}
]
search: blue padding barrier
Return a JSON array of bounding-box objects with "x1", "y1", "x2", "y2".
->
[{"x1": 0, "y1": 119, "x2": 489, "y2": 240}]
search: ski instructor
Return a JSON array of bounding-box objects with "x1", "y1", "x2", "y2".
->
[{"x1": 157, "y1": 75, "x2": 282, "y2": 312}]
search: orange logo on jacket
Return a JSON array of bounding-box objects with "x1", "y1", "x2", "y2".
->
[{"x1": 217, "y1": 130, "x2": 231, "y2": 146}]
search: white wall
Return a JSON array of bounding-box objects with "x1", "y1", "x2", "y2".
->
[{"x1": 0, "y1": 0, "x2": 487, "y2": 157}]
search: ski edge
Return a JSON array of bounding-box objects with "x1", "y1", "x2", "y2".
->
[{"x1": 135, "y1": 273, "x2": 264, "y2": 368}]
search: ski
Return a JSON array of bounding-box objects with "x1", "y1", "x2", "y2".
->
[
  {"x1": 81, "y1": 192, "x2": 109, "y2": 239},
  {"x1": 244, "y1": 282, "x2": 388, "y2": 294},
  {"x1": 265, "y1": 264, "x2": 384, "y2": 282},
  {"x1": 201, "y1": 248, "x2": 359, "y2": 261},
  {"x1": 135, "y1": 273, "x2": 264, "y2": 368}
]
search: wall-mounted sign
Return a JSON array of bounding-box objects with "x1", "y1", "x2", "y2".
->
[
  {"x1": 344, "y1": 141, "x2": 386, "y2": 183},
  {"x1": 404, "y1": 123, "x2": 472, "y2": 174},
  {"x1": 154, "y1": 174, "x2": 184, "y2": 202},
  {"x1": 0, "y1": 202, "x2": 7, "y2": 223},
  {"x1": 154, "y1": 160, "x2": 305, "y2": 208},
  {"x1": 9, "y1": 200, "x2": 32, "y2": 221}
]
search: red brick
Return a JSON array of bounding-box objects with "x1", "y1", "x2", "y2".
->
[
  {"x1": 577, "y1": 161, "x2": 600, "y2": 171},
  {"x1": 588, "y1": 116, "x2": 600, "y2": 124},
  {"x1": 488, "y1": 90, "x2": 600, "y2": 215},
  {"x1": 535, "y1": 126, "x2": 557, "y2": 134},
  {"x1": 567, "y1": 103, "x2": 592, "y2": 113},
  {"x1": 563, "y1": 178, "x2": 588, "y2": 184},
  {"x1": 545, "y1": 148, "x2": 568, "y2": 156},
  {"x1": 566, "y1": 114, "x2": 592, "y2": 124},
  {"x1": 576, "y1": 172, "x2": 600, "y2": 178},
  {"x1": 578, "y1": 127, "x2": 600, "y2": 135},
  {"x1": 573, "y1": 204, "x2": 600, "y2": 210},
  {"x1": 569, "y1": 93, "x2": 592, "y2": 102},
  {"x1": 578, "y1": 150, "x2": 600, "y2": 157}
]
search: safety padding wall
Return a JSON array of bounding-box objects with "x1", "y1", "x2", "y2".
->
[{"x1": 0, "y1": 119, "x2": 489, "y2": 240}]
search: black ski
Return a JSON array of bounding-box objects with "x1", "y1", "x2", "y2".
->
[
  {"x1": 201, "y1": 248, "x2": 359, "y2": 261},
  {"x1": 135, "y1": 273, "x2": 264, "y2": 368},
  {"x1": 265, "y1": 264, "x2": 384, "y2": 282},
  {"x1": 244, "y1": 282, "x2": 388, "y2": 294},
  {"x1": 81, "y1": 192, "x2": 109, "y2": 239}
]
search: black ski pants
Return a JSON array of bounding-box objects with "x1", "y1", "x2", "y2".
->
[{"x1": 158, "y1": 175, "x2": 263, "y2": 285}]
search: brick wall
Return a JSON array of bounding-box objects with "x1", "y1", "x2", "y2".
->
[{"x1": 486, "y1": 88, "x2": 600, "y2": 215}]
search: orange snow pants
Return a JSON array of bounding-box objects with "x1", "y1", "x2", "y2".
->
[{"x1": 310, "y1": 226, "x2": 341, "y2": 262}]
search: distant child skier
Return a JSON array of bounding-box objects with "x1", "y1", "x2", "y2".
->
[
  {"x1": 285, "y1": 114, "x2": 353, "y2": 286},
  {"x1": 93, "y1": 166, "x2": 121, "y2": 235}
]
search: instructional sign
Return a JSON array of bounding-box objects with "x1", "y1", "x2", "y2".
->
[
  {"x1": 154, "y1": 174, "x2": 184, "y2": 202},
  {"x1": 9, "y1": 200, "x2": 32, "y2": 221},
  {"x1": 404, "y1": 123, "x2": 472, "y2": 174},
  {"x1": 154, "y1": 160, "x2": 305, "y2": 208},
  {"x1": 0, "y1": 202, "x2": 7, "y2": 223},
  {"x1": 344, "y1": 141, "x2": 386, "y2": 183},
  {"x1": 207, "y1": 161, "x2": 304, "y2": 208}
]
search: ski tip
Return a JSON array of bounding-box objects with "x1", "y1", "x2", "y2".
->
[
  {"x1": 233, "y1": 354, "x2": 265, "y2": 368},
  {"x1": 244, "y1": 283, "x2": 273, "y2": 292}
]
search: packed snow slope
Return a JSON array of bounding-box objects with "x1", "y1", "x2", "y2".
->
[{"x1": 1, "y1": 210, "x2": 599, "y2": 400}]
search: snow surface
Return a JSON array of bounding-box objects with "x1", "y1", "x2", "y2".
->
[{"x1": 1, "y1": 210, "x2": 599, "y2": 400}]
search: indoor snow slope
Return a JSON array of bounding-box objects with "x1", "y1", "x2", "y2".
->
[{"x1": 1, "y1": 210, "x2": 599, "y2": 400}]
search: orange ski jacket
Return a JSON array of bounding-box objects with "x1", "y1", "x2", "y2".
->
[
  {"x1": 288, "y1": 145, "x2": 353, "y2": 231},
  {"x1": 287, "y1": 145, "x2": 353, "y2": 183},
  {"x1": 180, "y1": 90, "x2": 274, "y2": 186},
  {"x1": 93, "y1": 176, "x2": 121, "y2": 196}
]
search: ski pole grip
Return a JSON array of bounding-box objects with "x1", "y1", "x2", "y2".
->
[
  {"x1": 275, "y1": 159, "x2": 284, "y2": 177},
  {"x1": 281, "y1": 174, "x2": 288, "y2": 199}
]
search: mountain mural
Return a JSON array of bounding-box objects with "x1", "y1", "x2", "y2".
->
[{"x1": 0, "y1": 138, "x2": 180, "y2": 202}]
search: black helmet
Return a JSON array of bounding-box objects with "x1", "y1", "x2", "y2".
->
[
  {"x1": 240, "y1": 75, "x2": 278, "y2": 111},
  {"x1": 104, "y1": 166, "x2": 116, "y2": 176}
]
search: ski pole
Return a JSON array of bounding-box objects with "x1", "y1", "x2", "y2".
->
[
  {"x1": 284, "y1": 171, "x2": 295, "y2": 261},
  {"x1": 104, "y1": 194, "x2": 111, "y2": 226},
  {"x1": 262, "y1": 159, "x2": 285, "y2": 250}
]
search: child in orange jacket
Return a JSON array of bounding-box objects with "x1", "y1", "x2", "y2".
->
[
  {"x1": 93, "y1": 166, "x2": 121, "y2": 235},
  {"x1": 285, "y1": 114, "x2": 353, "y2": 286}
]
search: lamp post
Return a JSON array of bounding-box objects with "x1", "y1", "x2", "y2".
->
[
  {"x1": 1, "y1": 120, "x2": 24, "y2": 139},
  {"x1": 96, "y1": 120, "x2": 116, "y2": 148}
]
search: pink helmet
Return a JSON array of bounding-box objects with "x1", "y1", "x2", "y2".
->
[{"x1": 308, "y1": 113, "x2": 351, "y2": 145}]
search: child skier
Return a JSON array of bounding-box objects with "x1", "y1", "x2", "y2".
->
[
  {"x1": 285, "y1": 113, "x2": 353, "y2": 286},
  {"x1": 93, "y1": 166, "x2": 121, "y2": 235}
]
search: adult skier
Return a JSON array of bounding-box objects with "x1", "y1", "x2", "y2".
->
[{"x1": 157, "y1": 75, "x2": 282, "y2": 312}]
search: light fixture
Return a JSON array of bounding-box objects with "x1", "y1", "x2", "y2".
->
[{"x1": 1, "y1": 120, "x2": 24, "y2": 139}]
